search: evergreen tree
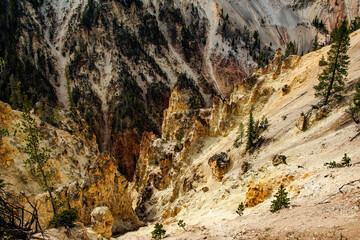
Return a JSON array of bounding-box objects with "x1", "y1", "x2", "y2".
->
[
  {"x1": 246, "y1": 111, "x2": 256, "y2": 152},
  {"x1": 341, "y1": 153, "x2": 351, "y2": 167},
  {"x1": 285, "y1": 41, "x2": 297, "y2": 57},
  {"x1": 270, "y1": 184, "x2": 290, "y2": 212},
  {"x1": 238, "y1": 122, "x2": 244, "y2": 144},
  {"x1": 350, "y1": 16, "x2": 360, "y2": 33},
  {"x1": 314, "y1": 19, "x2": 350, "y2": 106},
  {"x1": 350, "y1": 82, "x2": 360, "y2": 122},
  {"x1": 152, "y1": 223, "x2": 166, "y2": 239},
  {"x1": 312, "y1": 34, "x2": 319, "y2": 51},
  {"x1": 319, "y1": 55, "x2": 328, "y2": 66},
  {"x1": 9, "y1": 74, "x2": 23, "y2": 110}
]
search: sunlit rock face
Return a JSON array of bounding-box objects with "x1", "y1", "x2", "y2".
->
[{"x1": 2, "y1": 0, "x2": 357, "y2": 181}]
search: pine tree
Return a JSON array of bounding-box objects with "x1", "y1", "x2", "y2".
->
[
  {"x1": 152, "y1": 223, "x2": 166, "y2": 239},
  {"x1": 350, "y1": 82, "x2": 360, "y2": 122},
  {"x1": 314, "y1": 19, "x2": 350, "y2": 106},
  {"x1": 312, "y1": 34, "x2": 319, "y2": 51},
  {"x1": 319, "y1": 55, "x2": 328, "y2": 66},
  {"x1": 246, "y1": 111, "x2": 256, "y2": 152},
  {"x1": 285, "y1": 41, "x2": 297, "y2": 57},
  {"x1": 9, "y1": 74, "x2": 23, "y2": 110},
  {"x1": 270, "y1": 184, "x2": 290, "y2": 213},
  {"x1": 238, "y1": 122, "x2": 244, "y2": 144}
]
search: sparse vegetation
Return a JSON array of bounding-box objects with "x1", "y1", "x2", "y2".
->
[
  {"x1": 21, "y1": 105, "x2": 58, "y2": 215},
  {"x1": 319, "y1": 55, "x2": 328, "y2": 66},
  {"x1": 350, "y1": 82, "x2": 360, "y2": 123},
  {"x1": 0, "y1": 178, "x2": 43, "y2": 239},
  {"x1": 233, "y1": 122, "x2": 244, "y2": 148},
  {"x1": 350, "y1": 16, "x2": 360, "y2": 33},
  {"x1": 48, "y1": 208, "x2": 77, "y2": 228},
  {"x1": 312, "y1": 16, "x2": 328, "y2": 34},
  {"x1": 312, "y1": 34, "x2": 319, "y2": 51},
  {"x1": 270, "y1": 184, "x2": 290, "y2": 213},
  {"x1": 236, "y1": 202, "x2": 245, "y2": 216},
  {"x1": 285, "y1": 41, "x2": 298, "y2": 57},
  {"x1": 177, "y1": 219, "x2": 186, "y2": 231},
  {"x1": 152, "y1": 223, "x2": 166, "y2": 239},
  {"x1": 324, "y1": 153, "x2": 352, "y2": 168}
]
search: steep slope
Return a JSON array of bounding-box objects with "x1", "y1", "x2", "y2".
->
[
  {"x1": 1, "y1": 0, "x2": 359, "y2": 182},
  {"x1": 118, "y1": 29, "x2": 360, "y2": 239},
  {"x1": 0, "y1": 102, "x2": 142, "y2": 234}
]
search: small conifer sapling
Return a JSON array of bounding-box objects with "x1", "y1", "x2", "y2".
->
[
  {"x1": 152, "y1": 223, "x2": 166, "y2": 239},
  {"x1": 177, "y1": 219, "x2": 186, "y2": 231},
  {"x1": 270, "y1": 184, "x2": 290, "y2": 213}
]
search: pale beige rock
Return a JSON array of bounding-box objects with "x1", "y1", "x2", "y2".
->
[{"x1": 91, "y1": 207, "x2": 114, "y2": 239}]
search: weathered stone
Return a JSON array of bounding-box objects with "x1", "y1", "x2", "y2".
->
[
  {"x1": 208, "y1": 152, "x2": 231, "y2": 180},
  {"x1": 245, "y1": 183, "x2": 272, "y2": 207},
  {"x1": 272, "y1": 154, "x2": 287, "y2": 166},
  {"x1": 241, "y1": 161, "x2": 251, "y2": 173},
  {"x1": 31, "y1": 226, "x2": 90, "y2": 240},
  {"x1": 36, "y1": 156, "x2": 143, "y2": 234},
  {"x1": 202, "y1": 186, "x2": 209, "y2": 192},
  {"x1": 296, "y1": 112, "x2": 308, "y2": 131},
  {"x1": 91, "y1": 207, "x2": 114, "y2": 239}
]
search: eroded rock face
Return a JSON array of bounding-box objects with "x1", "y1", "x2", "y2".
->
[
  {"x1": 35, "y1": 155, "x2": 142, "y2": 234},
  {"x1": 91, "y1": 207, "x2": 114, "y2": 239},
  {"x1": 245, "y1": 183, "x2": 273, "y2": 207},
  {"x1": 208, "y1": 152, "x2": 231, "y2": 181}
]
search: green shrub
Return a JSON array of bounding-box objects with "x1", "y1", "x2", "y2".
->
[
  {"x1": 236, "y1": 202, "x2": 245, "y2": 216},
  {"x1": 177, "y1": 219, "x2": 186, "y2": 231},
  {"x1": 319, "y1": 55, "x2": 328, "y2": 66},
  {"x1": 270, "y1": 185, "x2": 290, "y2": 213},
  {"x1": 151, "y1": 223, "x2": 166, "y2": 239},
  {"x1": 48, "y1": 208, "x2": 77, "y2": 228},
  {"x1": 324, "y1": 153, "x2": 351, "y2": 168}
]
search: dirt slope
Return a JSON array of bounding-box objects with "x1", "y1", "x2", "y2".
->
[{"x1": 117, "y1": 30, "x2": 360, "y2": 240}]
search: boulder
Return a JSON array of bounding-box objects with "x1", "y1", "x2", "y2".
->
[
  {"x1": 91, "y1": 207, "x2": 114, "y2": 239},
  {"x1": 272, "y1": 154, "x2": 287, "y2": 166},
  {"x1": 208, "y1": 152, "x2": 231, "y2": 180}
]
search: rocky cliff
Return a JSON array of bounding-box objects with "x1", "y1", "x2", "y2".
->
[
  {"x1": 0, "y1": 101, "x2": 142, "y2": 236},
  {"x1": 1, "y1": 0, "x2": 358, "y2": 181},
  {"x1": 1, "y1": 0, "x2": 360, "y2": 239},
  {"x1": 119, "y1": 29, "x2": 360, "y2": 239}
]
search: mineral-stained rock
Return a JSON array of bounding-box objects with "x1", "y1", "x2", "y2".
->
[
  {"x1": 208, "y1": 152, "x2": 231, "y2": 180},
  {"x1": 245, "y1": 183, "x2": 272, "y2": 207},
  {"x1": 91, "y1": 206, "x2": 114, "y2": 239},
  {"x1": 36, "y1": 156, "x2": 143, "y2": 234},
  {"x1": 272, "y1": 154, "x2": 287, "y2": 166}
]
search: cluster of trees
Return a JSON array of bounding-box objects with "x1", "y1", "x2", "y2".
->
[{"x1": 312, "y1": 16, "x2": 328, "y2": 34}]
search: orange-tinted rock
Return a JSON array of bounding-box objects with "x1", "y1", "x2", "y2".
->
[
  {"x1": 208, "y1": 152, "x2": 231, "y2": 181},
  {"x1": 110, "y1": 129, "x2": 141, "y2": 181},
  {"x1": 245, "y1": 183, "x2": 273, "y2": 207}
]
